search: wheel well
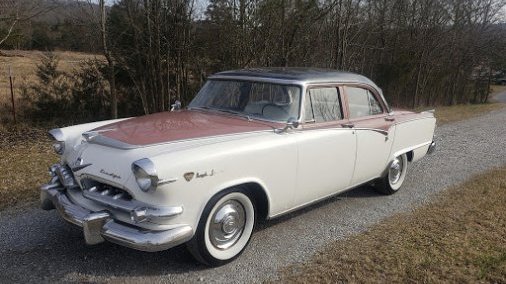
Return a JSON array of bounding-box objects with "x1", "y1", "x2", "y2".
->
[
  {"x1": 238, "y1": 182, "x2": 269, "y2": 222},
  {"x1": 406, "y1": 151, "x2": 414, "y2": 162}
]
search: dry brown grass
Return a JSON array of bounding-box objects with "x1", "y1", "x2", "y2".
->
[
  {"x1": 0, "y1": 125, "x2": 58, "y2": 210},
  {"x1": 426, "y1": 85, "x2": 506, "y2": 126},
  {"x1": 433, "y1": 103, "x2": 505, "y2": 126},
  {"x1": 276, "y1": 167, "x2": 506, "y2": 283},
  {"x1": 0, "y1": 49, "x2": 103, "y2": 106}
]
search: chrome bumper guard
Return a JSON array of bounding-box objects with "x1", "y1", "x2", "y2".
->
[
  {"x1": 427, "y1": 140, "x2": 436, "y2": 155},
  {"x1": 40, "y1": 166, "x2": 193, "y2": 252}
]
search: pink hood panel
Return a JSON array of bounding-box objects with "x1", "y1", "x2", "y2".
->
[{"x1": 93, "y1": 110, "x2": 278, "y2": 146}]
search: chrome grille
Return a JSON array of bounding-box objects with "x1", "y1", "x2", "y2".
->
[
  {"x1": 78, "y1": 178, "x2": 183, "y2": 224},
  {"x1": 88, "y1": 184, "x2": 132, "y2": 201},
  {"x1": 80, "y1": 178, "x2": 135, "y2": 212},
  {"x1": 50, "y1": 164, "x2": 78, "y2": 189}
]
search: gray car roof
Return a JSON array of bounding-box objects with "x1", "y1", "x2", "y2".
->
[{"x1": 210, "y1": 67, "x2": 379, "y2": 88}]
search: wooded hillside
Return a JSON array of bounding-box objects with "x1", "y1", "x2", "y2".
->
[{"x1": 1, "y1": 0, "x2": 505, "y2": 123}]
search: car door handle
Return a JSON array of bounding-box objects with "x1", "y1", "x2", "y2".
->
[
  {"x1": 341, "y1": 123, "x2": 354, "y2": 128},
  {"x1": 385, "y1": 116, "x2": 395, "y2": 122}
]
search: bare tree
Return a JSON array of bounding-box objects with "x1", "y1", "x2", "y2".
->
[
  {"x1": 99, "y1": 0, "x2": 118, "y2": 118},
  {"x1": 0, "y1": 0, "x2": 58, "y2": 47}
]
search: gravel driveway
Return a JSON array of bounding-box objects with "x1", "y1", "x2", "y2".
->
[{"x1": 1, "y1": 109, "x2": 505, "y2": 283}]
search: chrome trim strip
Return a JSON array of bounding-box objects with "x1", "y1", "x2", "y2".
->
[
  {"x1": 300, "y1": 126, "x2": 389, "y2": 136},
  {"x1": 88, "y1": 129, "x2": 273, "y2": 150},
  {"x1": 209, "y1": 75, "x2": 378, "y2": 87},
  {"x1": 393, "y1": 140, "x2": 432, "y2": 158},
  {"x1": 71, "y1": 163, "x2": 92, "y2": 172},
  {"x1": 209, "y1": 75, "x2": 306, "y2": 86},
  {"x1": 158, "y1": 178, "x2": 178, "y2": 185}
]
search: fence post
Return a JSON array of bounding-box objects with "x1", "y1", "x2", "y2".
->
[{"x1": 9, "y1": 66, "x2": 16, "y2": 124}]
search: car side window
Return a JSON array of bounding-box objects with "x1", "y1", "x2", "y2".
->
[
  {"x1": 305, "y1": 87, "x2": 342, "y2": 123},
  {"x1": 347, "y1": 87, "x2": 383, "y2": 118}
]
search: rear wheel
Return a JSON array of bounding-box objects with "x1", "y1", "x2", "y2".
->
[
  {"x1": 375, "y1": 154, "x2": 408, "y2": 195},
  {"x1": 187, "y1": 189, "x2": 255, "y2": 266}
]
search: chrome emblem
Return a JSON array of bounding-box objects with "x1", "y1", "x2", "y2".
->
[{"x1": 184, "y1": 172, "x2": 195, "y2": 182}]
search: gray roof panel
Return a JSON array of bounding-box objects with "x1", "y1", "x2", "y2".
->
[{"x1": 210, "y1": 67, "x2": 377, "y2": 87}]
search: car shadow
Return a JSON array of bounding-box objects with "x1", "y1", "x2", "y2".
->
[{"x1": 256, "y1": 184, "x2": 382, "y2": 229}]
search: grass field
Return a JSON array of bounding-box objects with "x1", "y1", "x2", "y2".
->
[
  {"x1": 276, "y1": 167, "x2": 506, "y2": 283},
  {"x1": 433, "y1": 103, "x2": 505, "y2": 125},
  {"x1": 0, "y1": 50, "x2": 103, "y2": 121},
  {"x1": 0, "y1": 126, "x2": 57, "y2": 210}
]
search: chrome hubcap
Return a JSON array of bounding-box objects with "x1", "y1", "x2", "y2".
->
[
  {"x1": 389, "y1": 157, "x2": 403, "y2": 185},
  {"x1": 209, "y1": 200, "x2": 245, "y2": 250}
]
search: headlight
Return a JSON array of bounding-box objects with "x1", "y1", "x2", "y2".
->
[
  {"x1": 132, "y1": 158, "x2": 159, "y2": 192},
  {"x1": 52, "y1": 141, "x2": 65, "y2": 155}
]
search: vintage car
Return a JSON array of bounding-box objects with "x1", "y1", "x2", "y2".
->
[{"x1": 41, "y1": 68, "x2": 436, "y2": 266}]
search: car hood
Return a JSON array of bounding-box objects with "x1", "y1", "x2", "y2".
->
[{"x1": 91, "y1": 110, "x2": 279, "y2": 148}]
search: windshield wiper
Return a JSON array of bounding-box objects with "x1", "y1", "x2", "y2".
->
[
  {"x1": 190, "y1": 106, "x2": 254, "y2": 121},
  {"x1": 215, "y1": 108, "x2": 254, "y2": 120}
]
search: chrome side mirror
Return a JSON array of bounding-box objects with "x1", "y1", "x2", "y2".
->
[
  {"x1": 275, "y1": 118, "x2": 299, "y2": 134},
  {"x1": 171, "y1": 100, "x2": 182, "y2": 111}
]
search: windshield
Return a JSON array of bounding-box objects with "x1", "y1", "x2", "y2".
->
[{"x1": 189, "y1": 80, "x2": 301, "y2": 122}]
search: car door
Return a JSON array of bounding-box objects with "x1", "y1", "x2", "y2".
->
[
  {"x1": 294, "y1": 86, "x2": 357, "y2": 206},
  {"x1": 344, "y1": 85, "x2": 395, "y2": 185}
]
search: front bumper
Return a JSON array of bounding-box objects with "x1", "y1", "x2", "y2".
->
[{"x1": 40, "y1": 166, "x2": 193, "y2": 252}]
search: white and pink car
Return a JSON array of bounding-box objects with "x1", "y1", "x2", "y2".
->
[{"x1": 41, "y1": 68, "x2": 436, "y2": 266}]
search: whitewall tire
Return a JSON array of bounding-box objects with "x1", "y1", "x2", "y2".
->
[
  {"x1": 187, "y1": 188, "x2": 255, "y2": 266},
  {"x1": 375, "y1": 153, "x2": 408, "y2": 195}
]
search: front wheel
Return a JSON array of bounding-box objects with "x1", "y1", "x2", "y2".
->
[
  {"x1": 375, "y1": 154, "x2": 408, "y2": 195},
  {"x1": 187, "y1": 189, "x2": 255, "y2": 266}
]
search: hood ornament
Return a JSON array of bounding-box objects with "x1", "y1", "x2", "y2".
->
[
  {"x1": 82, "y1": 131, "x2": 99, "y2": 142},
  {"x1": 82, "y1": 129, "x2": 116, "y2": 142}
]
